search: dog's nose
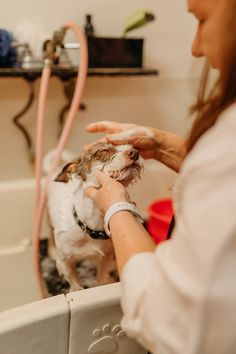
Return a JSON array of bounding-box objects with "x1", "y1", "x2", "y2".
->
[{"x1": 128, "y1": 148, "x2": 139, "y2": 161}]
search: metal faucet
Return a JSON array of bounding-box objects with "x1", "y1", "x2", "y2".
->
[
  {"x1": 42, "y1": 27, "x2": 80, "y2": 66},
  {"x1": 42, "y1": 27, "x2": 66, "y2": 65}
]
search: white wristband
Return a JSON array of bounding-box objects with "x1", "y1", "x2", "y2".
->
[{"x1": 104, "y1": 201, "x2": 143, "y2": 237}]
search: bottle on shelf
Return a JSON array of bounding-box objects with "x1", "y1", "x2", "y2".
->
[{"x1": 84, "y1": 14, "x2": 95, "y2": 38}]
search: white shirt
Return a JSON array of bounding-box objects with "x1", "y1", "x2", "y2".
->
[{"x1": 120, "y1": 104, "x2": 236, "y2": 354}]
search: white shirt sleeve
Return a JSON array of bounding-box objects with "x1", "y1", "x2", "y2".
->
[{"x1": 120, "y1": 106, "x2": 236, "y2": 354}]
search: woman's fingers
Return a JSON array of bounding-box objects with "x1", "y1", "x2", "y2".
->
[
  {"x1": 96, "y1": 170, "x2": 104, "y2": 180},
  {"x1": 85, "y1": 121, "x2": 121, "y2": 133},
  {"x1": 107, "y1": 133, "x2": 153, "y2": 146},
  {"x1": 85, "y1": 123, "x2": 157, "y2": 160},
  {"x1": 85, "y1": 171, "x2": 110, "y2": 200},
  {"x1": 85, "y1": 171, "x2": 128, "y2": 215},
  {"x1": 95, "y1": 170, "x2": 110, "y2": 183},
  {"x1": 85, "y1": 121, "x2": 136, "y2": 134},
  {"x1": 84, "y1": 137, "x2": 108, "y2": 150},
  {"x1": 84, "y1": 186, "x2": 97, "y2": 200}
]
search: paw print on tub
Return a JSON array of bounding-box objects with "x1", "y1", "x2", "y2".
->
[{"x1": 88, "y1": 323, "x2": 126, "y2": 353}]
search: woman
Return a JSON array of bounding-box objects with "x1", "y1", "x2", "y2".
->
[{"x1": 85, "y1": 0, "x2": 236, "y2": 353}]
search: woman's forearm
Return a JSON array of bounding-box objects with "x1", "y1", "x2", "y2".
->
[
  {"x1": 109, "y1": 211, "x2": 156, "y2": 275},
  {"x1": 152, "y1": 128, "x2": 186, "y2": 172}
]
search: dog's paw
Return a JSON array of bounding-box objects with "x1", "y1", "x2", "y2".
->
[
  {"x1": 88, "y1": 323, "x2": 126, "y2": 353},
  {"x1": 70, "y1": 285, "x2": 84, "y2": 292}
]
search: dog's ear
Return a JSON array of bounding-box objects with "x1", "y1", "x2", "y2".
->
[{"x1": 55, "y1": 162, "x2": 77, "y2": 183}]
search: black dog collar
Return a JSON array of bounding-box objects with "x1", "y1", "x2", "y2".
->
[{"x1": 73, "y1": 206, "x2": 109, "y2": 240}]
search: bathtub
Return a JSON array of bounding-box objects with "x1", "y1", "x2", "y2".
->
[
  {"x1": 0, "y1": 178, "x2": 149, "y2": 354},
  {"x1": 0, "y1": 161, "x2": 176, "y2": 312},
  {"x1": 0, "y1": 183, "x2": 148, "y2": 353},
  {"x1": 0, "y1": 178, "x2": 40, "y2": 311},
  {"x1": 0, "y1": 161, "x2": 176, "y2": 354},
  {"x1": 0, "y1": 281, "x2": 148, "y2": 354}
]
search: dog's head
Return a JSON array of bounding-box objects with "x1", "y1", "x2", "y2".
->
[{"x1": 55, "y1": 142, "x2": 143, "y2": 185}]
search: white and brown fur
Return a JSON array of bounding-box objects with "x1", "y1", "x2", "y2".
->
[{"x1": 47, "y1": 142, "x2": 143, "y2": 291}]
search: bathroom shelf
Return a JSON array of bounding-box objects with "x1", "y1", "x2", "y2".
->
[
  {"x1": 0, "y1": 66, "x2": 158, "y2": 161},
  {"x1": 0, "y1": 66, "x2": 158, "y2": 80},
  {"x1": 88, "y1": 67, "x2": 158, "y2": 76}
]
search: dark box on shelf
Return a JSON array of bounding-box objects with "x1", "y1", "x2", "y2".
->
[{"x1": 87, "y1": 37, "x2": 143, "y2": 68}]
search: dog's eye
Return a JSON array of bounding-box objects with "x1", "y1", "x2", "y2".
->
[{"x1": 94, "y1": 149, "x2": 116, "y2": 162}]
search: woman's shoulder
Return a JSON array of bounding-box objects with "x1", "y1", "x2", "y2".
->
[
  {"x1": 173, "y1": 103, "x2": 236, "y2": 211},
  {"x1": 181, "y1": 102, "x2": 236, "y2": 172}
]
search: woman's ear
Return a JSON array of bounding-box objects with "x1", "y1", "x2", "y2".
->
[{"x1": 54, "y1": 162, "x2": 77, "y2": 183}]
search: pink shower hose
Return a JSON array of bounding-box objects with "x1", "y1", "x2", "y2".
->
[{"x1": 32, "y1": 22, "x2": 88, "y2": 298}]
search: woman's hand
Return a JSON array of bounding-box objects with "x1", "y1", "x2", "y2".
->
[
  {"x1": 85, "y1": 121, "x2": 159, "y2": 160},
  {"x1": 85, "y1": 171, "x2": 155, "y2": 275},
  {"x1": 85, "y1": 170, "x2": 130, "y2": 215},
  {"x1": 86, "y1": 120, "x2": 186, "y2": 172}
]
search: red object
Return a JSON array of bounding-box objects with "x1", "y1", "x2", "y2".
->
[{"x1": 147, "y1": 198, "x2": 174, "y2": 244}]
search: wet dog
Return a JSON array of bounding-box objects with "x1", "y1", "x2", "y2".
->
[{"x1": 47, "y1": 142, "x2": 143, "y2": 291}]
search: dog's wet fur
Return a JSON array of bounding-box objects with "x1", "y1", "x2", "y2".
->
[{"x1": 47, "y1": 142, "x2": 143, "y2": 292}]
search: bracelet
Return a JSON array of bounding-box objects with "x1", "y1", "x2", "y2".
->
[{"x1": 104, "y1": 201, "x2": 143, "y2": 237}]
